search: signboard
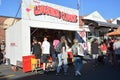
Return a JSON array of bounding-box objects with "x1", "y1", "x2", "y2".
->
[{"x1": 22, "y1": 0, "x2": 79, "y2": 26}]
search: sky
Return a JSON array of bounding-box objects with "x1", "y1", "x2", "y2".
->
[{"x1": 0, "y1": 0, "x2": 120, "y2": 20}]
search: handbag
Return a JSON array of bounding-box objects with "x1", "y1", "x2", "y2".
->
[{"x1": 77, "y1": 43, "x2": 84, "y2": 56}]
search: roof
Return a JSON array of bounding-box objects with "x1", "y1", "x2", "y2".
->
[
  {"x1": 82, "y1": 19, "x2": 119, "y2": 28},
  {"x1": 0, "y1": 16, "x2": 21, "y2": 29},
  {"x1": 107, "y1": 27, "x2": 120, "y2": 36}
]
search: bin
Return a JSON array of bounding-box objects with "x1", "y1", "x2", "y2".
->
[{"x1": 22, "y1": 55, "x2": 35, "y2": 72}]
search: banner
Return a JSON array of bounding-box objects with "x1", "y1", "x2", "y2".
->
[{"x1": 75, "y1": 30, "x2": 86, "y2": 43}]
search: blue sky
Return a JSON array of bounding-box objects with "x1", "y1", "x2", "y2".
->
[{"x1": 0, "y1": 0, "x2": 120, "y2": 20}]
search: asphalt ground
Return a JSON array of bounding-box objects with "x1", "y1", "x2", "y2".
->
[{"x1": 0, "y1": 55, "x2": 120, "y2": 80}]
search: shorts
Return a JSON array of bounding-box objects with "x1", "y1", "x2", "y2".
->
[
  {"x1": 41, "y1": 54, "x2": 50, "y2": 63},
  {"x1": 35, "y1": 54, "x2": 41, "y2": 59}
]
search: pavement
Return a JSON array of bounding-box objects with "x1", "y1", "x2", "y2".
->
[
  {"x1": 0, "y1": 55, "x2": 120, "y2": 80},
  {"x1": 0, "y1": 64, "x2": 37, "y2": 80}
]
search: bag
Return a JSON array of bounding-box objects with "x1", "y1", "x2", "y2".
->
[
  {"x1": 72, "y1": 43, "x2": 84, "y2": 57},
  {"x1": 55, "y1": 42, "x2": 63, "y2": 53},
  {"x1": 77, "y1": 43, "x2": 84, "y2": 56}
]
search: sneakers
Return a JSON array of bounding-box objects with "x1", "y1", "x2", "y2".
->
[{"x1": 75, "y1": 71, "x2": 81, "y2": 76}]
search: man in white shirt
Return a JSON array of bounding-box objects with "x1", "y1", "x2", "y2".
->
[{"x1": 41, "y1": 36, "x2": 50, "y2": 72}]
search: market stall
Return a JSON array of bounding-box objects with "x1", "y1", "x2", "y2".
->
[{"x1": 5, "y1": 0, "x2": 87, "y2": 72}]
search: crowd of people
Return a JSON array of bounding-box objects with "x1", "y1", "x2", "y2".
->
[
  {"x1": 91, "y1": 37, "x2": 120, "y2": 66},
  {"x1": 31, "y1": 36, "x2": 120, "y2": 77},
  {"x1": 31, "y1": 36, "x2": 85, "y2": 76},
  {"x1": 1, "y1": 36, "x2": 120, "y2": 77}
]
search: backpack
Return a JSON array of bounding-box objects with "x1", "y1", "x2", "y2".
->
[{"x1": 55, "y1": 42, "x2": 63, "y2": 53}]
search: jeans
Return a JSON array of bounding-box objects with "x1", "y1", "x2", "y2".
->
[
  {"x1": 51, "y1": 53, "x2": 56, "y2": 66},
  {"x1": 73, "y1": 57, "x2": 83, "y2": 72},
  {"x1": 56, "y1": 53, "x2": 68, "y2": 73},
  {"x1": 52, "y1": 53, "x2": 56, "y2": 62}
]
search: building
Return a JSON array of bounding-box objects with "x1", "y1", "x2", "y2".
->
[
  {"x1": 81, "y1": 11, "x2": 119, "y2": 40},
  {"x1": 0, "y1": 16, "x2": 20, "y2": 43}
]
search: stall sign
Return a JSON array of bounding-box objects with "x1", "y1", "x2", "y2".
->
[
  {"x1": 22, "y1": 0, "x2": 79, "y2": 25},
  {"x1": 34, "y1": 5, "x2": 77, "y2": 23}
]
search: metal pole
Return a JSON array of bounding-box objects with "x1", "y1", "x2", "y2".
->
[
  {"x1": 77, "y1": 0, "x2": 80, "y2": 15},
  {"x1": 77, "y1": 0, "x2": 80, "y2": 27}
]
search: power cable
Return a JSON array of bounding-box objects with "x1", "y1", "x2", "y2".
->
[{"x1": 12, "y1": 1, "x2": 22, "y2": 25}]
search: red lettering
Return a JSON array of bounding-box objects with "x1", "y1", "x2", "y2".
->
[
  {"x1": 50, "y1": 7, "x2": 54, "y2": 17},
  {"x1": 34, "y1": 6, "x2": 39, "y2": 15},
  {"x1": 34, "y1": 5, "x2": 77, "y2": 23},
  {"x1": 72, "y1": 15, "x2": 77, "y2": 23},
  {"x1": 65, "y1": 13, "x2": 70, "y2": 22},
  {"x1": 61, "y1": 12, "x2": 65, "y2": 21},
  {"x1": 46, "y1": 6, "x2": 51, "y2": 15}
]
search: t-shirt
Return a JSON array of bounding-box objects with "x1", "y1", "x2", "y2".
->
[
  {"x1": 101, "y1": 44, "x2": 107, "y2": 51},
  {"x1": 32, "y1": 43, "x2": 41, "y2": 54},
  {"x1": 91, "y1": 42, "x2": 99, "y2": 54},
  {"x1": 53, "y1": 40, "x2": 60, "y2": 49},
  {"x1": 42, "y1": 41, "x2": 50, "y2": 54},
  {"x1": 113, "y1": 42, "x2": 120, "y2": 49},
  {"x1": 113, "y1": 41, "x2": 120, "y2": 54}
]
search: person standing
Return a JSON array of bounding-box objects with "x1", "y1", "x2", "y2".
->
[
  {"x1": 0, "y1": 40, "x2": 5, "y2": 52},
  {"x1": 113, "y1": 38, "x2": 120, "y2": 65},
  {"x1": 61, "y1": 39, "x2": 69, "y2": 75},
  {"x1": 107, "y1": 39, "x2": 115, "y2": 65},
  {"x1": 41, "y1": 36, "x2": 50, "y2": 72},
  {"x1": 32, "y1": 39, "x2": 42, "y2": 59},
  {"x1": 32, "y1": 39, "x2": 42, "y2": 65},
  {"x1": 0, "y1": 40, "x2": 6, "y2": 63},
  {"x1": 71, "y1": 39, "x2": 84, "y2": 76},
  {"x1": 56, "y1": 36, "x2": 68, "y2": 75},
  {"x1": 101, "y1": 42, "x2": 107, "y2": 56},
  {"x1": 91, "y1": 39, "x2": 99, "y2": 65}
]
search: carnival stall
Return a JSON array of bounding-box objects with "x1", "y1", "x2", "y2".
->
[{"x1": 5, "y1": 0, "x2": 87, "y2": 72}]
